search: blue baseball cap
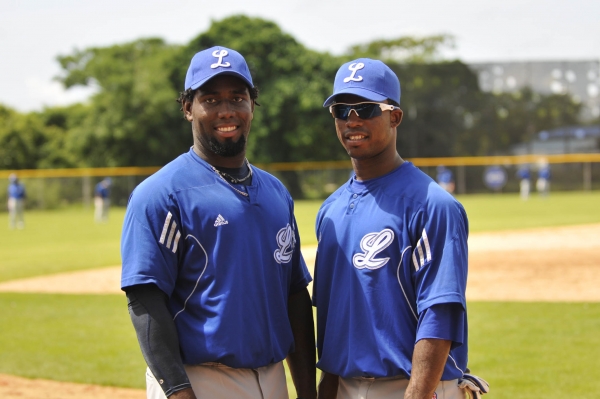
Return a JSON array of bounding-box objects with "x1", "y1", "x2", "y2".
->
[
  {"x1": 323, "y1": 58, "x2": 401, "y2": 107},
  {"x1": 184, "y1": 46, "x2": 254, "y2": 91}
]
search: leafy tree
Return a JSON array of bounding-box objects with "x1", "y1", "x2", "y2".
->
[
  {"x1": 467, "y1": 88, "x2": 582, "y2": 155},
  {"x1": 347, "y1": 35, "x2": 455, "y2": 63},
  {"x1": 0, "y1": 105, "x2": 47, "y2": 169},
  {"x1": 56, "y1": 38, "x2": 189, "y2": 167}
]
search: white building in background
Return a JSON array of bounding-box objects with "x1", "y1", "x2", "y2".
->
[{"x1": 469, "y1": 60, "x2": 600, "y2": 121}]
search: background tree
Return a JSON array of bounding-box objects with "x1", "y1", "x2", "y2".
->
[
  {"x1": 0, "y1": 105, "x2": 47, "y2": 169},
  {"x1": 56, "y1": 38, "x2": 187, "y2": 167}
]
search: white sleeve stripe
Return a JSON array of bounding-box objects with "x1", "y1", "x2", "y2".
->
[
  {"x1": 416, "y1": 240, "x2": 425, "y2": 266},
  {"x1": 172, "y1": 231, "x2": 181, "y2": 253},
  {"x1": 159, "y1": 212, "x2": 172, "y2": 244},
  {"x1": 412, "y1": 251, "x2": 420, "y2": 271},
  {"x1": 422, "y1": 229, "x2": 432, "y2": 261},
  {"x1": 166, "y1": 221, "x2": 177, "y2": 248}
]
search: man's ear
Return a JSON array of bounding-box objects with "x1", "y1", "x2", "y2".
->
[
  {"x1": 183, "y1": 100, "x2": 193, "y2": 122},
  {"x1": 391, "y1": 108, "x2": 403, "y2": 128}
]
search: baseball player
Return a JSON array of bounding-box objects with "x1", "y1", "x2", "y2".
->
[
  {"x1": 516, "y1": 166, "x2": 531, "y2": 200},
  {"x1": 121, "y1": 46, "x2": 316, "y2": 399},
  {"x1": 7, "y1": 173, "x2": 26, "y2": 229},
  {"x1": 436, "y1": 165, "x2": 455, "y2": 194},
  {"x1": 536, "y1": 163, "x2": 551, "y2": 197},
  {"x1": 312, "y1": 59, "x2": 488, "y2": 399},
  {"x1": 94, "y1": 177, "x2": 111, "y2": 222}
]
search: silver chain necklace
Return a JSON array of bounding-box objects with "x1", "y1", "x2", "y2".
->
[{"x1": 211, "y1": 159, "x2": 253, "y2": 197}]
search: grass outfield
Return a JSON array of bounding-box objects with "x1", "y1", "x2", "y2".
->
[
  {"x1": 1, "y1": 293, "x2": 600, "y2": 398},
  {"x1": 1, "y1": 191, "x2": 599, "y2": 282},
  {"x1": 0, "y1": 207, "x2": 126, "y2": 282}
]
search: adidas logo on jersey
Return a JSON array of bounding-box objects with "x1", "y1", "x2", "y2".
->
[
  {"x1": 412, "y1": 228, "x2": 432, "y2": 271},
  {"x1": 159, "y1": 212, "x2": 181, "y2": 254},
  {"x1": 214, "y1": 214, "x2": 228, "y2": 227}
]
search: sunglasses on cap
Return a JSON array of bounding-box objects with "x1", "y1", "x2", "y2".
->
[{"x1": 329, "y1": 102, "x2": 398, "y2": 120}]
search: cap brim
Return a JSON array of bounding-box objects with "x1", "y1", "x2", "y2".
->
[
  {"x1": 188, "y1": 70, "x2": 254, "y2": 90},
  {"x1": 323, "y1": 87, "x2": 388, "y2": 107}
]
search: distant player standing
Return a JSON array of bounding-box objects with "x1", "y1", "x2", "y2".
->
[
  {"x1": 94, "y1": 177, "x2": 111, "y2": 222},
  {"x1": 121, "y1": 46, "x2": 316, "y2": 399},
  {"x1": 516, "y1": 166, "x2": 531, "y2": 200},
  {"x1": 536, "y1": 163, "x2": 551, "y2": 197},
  {"x1": 436, "y1": 165, "x2": 455, "y2": 194},
  {"x1": 313, "y1": 59, "x2": 488, "y2": 399},
  {"x1": 7, "y1": 173, "x2": 26, "y2": 229}
]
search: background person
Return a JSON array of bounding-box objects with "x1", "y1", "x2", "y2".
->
[
  {"x1": 7, "y1": 173, "x2": 26, "y2": 229},
  {"x1": 536, "y1": 163, "x2": 551, "y2": 197},
  {"x1": 94, "y1": 177, "x2": 112, "y2": 222},
  {"x1": 313, "y1": 58, "x2": 487, "y2": 399},
  {"x1": 121, "y1": 46, "x2": 316, "y2": 399},
  {"x1": 516, "y1": 165, "x2": 531, "y2": 200},
  {"x1": 436, "y1": 165, "x2": 455, "y2": 194}
]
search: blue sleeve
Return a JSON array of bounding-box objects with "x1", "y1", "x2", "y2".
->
[
  {"x1": 120, "y1": 187, "x2": 182, "y2": 296},
  {"x1": 410, "y1": 193, "x2": 469, "y2": 314},
  {"x1": 416, "y1": 303, "x2": 465, "y2": 349}
]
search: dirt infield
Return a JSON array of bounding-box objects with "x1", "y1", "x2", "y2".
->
[{"x1": 1, "y1": 223, "x2": 599, "y2": 398}]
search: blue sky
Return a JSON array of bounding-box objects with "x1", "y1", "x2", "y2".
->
[{"x1": 1, "y1": 0, "x2": 599, "y2": 112}]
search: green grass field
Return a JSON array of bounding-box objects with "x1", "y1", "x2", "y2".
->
[{"x1": 1, "y1": 191, "x2": 600, "y2": 398}]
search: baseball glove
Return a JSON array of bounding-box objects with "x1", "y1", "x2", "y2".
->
[{"x1": 458, "y1": 373, "x2": 489, "y2": 399}]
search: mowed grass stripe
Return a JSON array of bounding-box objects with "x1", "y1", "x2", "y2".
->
[
  {"x1": 0, "y1": 207, "x2": 125, "y2": 282},
  {"x1": 0, "y1": 293, "x2": 144, "y2": 389}
]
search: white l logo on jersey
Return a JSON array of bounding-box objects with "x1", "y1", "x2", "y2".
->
[
  {"x1": 211, "y1": 49, "x2": 231, "y2": 68},
  {"x1": 343, "y1": 62, "x2": 365, "y2": 83},
  {"x1": 353, "y1": 229, "x2": 394, "y2": 270},
  {"x1": 274, "y1": 223, "x2": 294, "y2": 264}
]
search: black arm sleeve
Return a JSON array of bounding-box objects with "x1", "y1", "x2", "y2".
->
[{"x1": 125, "y1": 284, "x2": 192, "y2": 397}]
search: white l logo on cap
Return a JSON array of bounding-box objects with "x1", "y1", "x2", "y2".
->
[
  {"x1": 343, "y1": 62, "x2": 365, "y2": 83},
  {"x1": 211, "y1": 50, "x2": 231, "y2": 68}
]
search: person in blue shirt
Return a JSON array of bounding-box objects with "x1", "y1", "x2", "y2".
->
[
  {"x1": 536, "y1": 164, "x2": 551, "y2": 197},
  {"x1": 313, "y1": 59, "x2": 488, "y2": 399},
  {"x1": 120, "y1": 46, "x2": 316, "y2": 399},
  {"x1": 516, "y1": 166, "x2": 531, "y2": 200},
  {"x1": 436, "y1": 165, "x2": 455, "y2": 194},
  {"x1": 94, "y1": 177, "x2": 112, "y2": 222},
  {"x1": 7, "y1": 174, "x2": 26, "y2": 229}
]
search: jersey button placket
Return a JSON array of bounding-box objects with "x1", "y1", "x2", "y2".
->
[{"x1": 348, "y1": 193, "x2": 360, "y2": 214}]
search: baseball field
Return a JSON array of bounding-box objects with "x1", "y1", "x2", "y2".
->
[{"x1": 1, "y1": 191, "x2": 600, "y2": 398}]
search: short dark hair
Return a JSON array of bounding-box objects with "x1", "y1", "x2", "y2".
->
[{"x1": 176, "y1": 85, "x2": 260, "y2": 114}]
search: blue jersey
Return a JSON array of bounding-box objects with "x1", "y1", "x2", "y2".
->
[
  {"x1": 313, "y1": 162, "x2": 468, "y2": 380},
  {"x1": 121, "y1": 148, "x2": 312, "y2": 368},
  {"x1": 436, "y1": 169, "x2": 453, "y2": 184},
  {"x1": 95, "y1": 182, "x2": 110, "y2": 198},
  {"x1": 8, "y1": 182, "x2": 26, "y2": 199}
]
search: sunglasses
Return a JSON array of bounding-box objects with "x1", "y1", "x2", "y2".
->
[{"x1": 329, "y1": 102, "x2": 398, "y2": 120}]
